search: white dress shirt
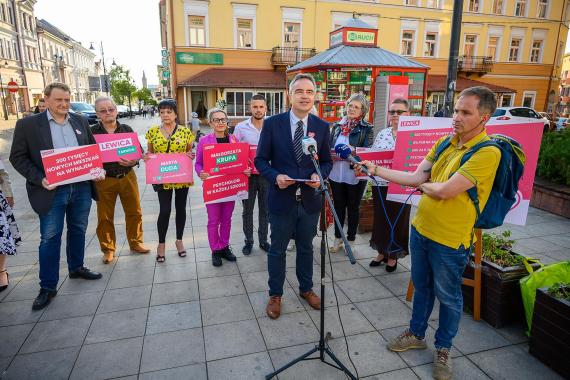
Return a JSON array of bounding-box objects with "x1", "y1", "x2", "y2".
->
[
  {"x1": 234, "y1": 117, "x2": 263, "y2": 145},
  {"x1": 289, "y1": 111, "x2": 308, "y2": 140},
  {"x1": 329, "y1": 134, "x2": 360, "y2": 185}
]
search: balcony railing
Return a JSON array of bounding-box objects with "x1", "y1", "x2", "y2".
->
[
  {"x1": 271, "y1": 47, "x2": 317, "y2": 66},
  {"x1": 458, "y1": 55, "x2": 494, "y2": 74}
]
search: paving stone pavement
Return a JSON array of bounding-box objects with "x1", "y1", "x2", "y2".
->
[{"x1": 0, "y1": 116, "x2": 568, "y2": 379}]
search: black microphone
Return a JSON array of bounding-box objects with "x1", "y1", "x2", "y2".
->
[{"x1": 334, "y1": 144, "x2": 372, "y2": 176}]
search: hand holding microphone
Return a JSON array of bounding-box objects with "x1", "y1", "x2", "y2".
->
[{"x1": 334, "y1": 144, "x2": 373, "y2": 177}]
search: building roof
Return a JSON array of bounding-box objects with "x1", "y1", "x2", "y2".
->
[
  {"x1": 179, "y1": 68, "x2": 285, "y2": 88},
  {"x1": 337, "y1": 17, "x2": 375, "y2": 30},
  {"x1": 427, "y1": 75, "x2": 516, "y2": 94},
  {"x1": 37, "y1": 19, "x2": 72, "y2": 43},
  {"x1": 288, "y1": 44, "x2": 427, "y2": 71}
]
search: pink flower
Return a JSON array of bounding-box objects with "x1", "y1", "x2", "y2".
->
[{"x1": 308, "y1": 132, "x2": 315, "y2": 138}]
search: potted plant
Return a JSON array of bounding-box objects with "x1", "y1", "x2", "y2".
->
[
  {"x1": 462, "y1": 231, "x2": 540, "y2": 328},
  {"x1": 358, "y1": 181, "x2": 374, "y2": 233},
  {"x1": 529, "y1": 283, "x2": 570, "y2": 378}
]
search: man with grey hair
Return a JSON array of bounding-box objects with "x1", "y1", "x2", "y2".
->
[
  {"x1": 92, "y1": 96, "x2": 149, "y2": 264},
  {"x1": 358, "y1": 86, "x2": 500, "y2": 380},
  {"x1": 10, "y1": 82, "x2": 104, "y2": 310}
]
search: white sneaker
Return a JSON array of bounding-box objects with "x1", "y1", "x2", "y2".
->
[
  {"x1": 286, "y1": 240, "x2": 295, "y2": 251},
  {"x1": 330, "y1": 238, "x2": 343, "y2": 253}
]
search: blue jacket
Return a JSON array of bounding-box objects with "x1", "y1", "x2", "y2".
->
[{"x1": 255, "y1": 111, "x2": 333, "y2": 215}]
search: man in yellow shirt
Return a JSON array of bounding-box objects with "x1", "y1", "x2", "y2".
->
[{"x1": 360, "y1": 86, "x2": 500, "y2": 380}]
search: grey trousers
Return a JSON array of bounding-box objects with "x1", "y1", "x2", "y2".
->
[{"x1": 242, "y1": 174, "x2": 269, "y2": 245}]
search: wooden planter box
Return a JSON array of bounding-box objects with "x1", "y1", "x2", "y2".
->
[
  {"x1": 461, "y1": 253, "x2": 539, "y2": 328},
  {"x1": 529, "y1": 288, "x2": 570, "y2": 378},
  {"x1": 530, "y1": 177, "x2": 570, "y2": 218},
  {"x1": 358, "y1": 198, "x2": 374, "y2": 234}
]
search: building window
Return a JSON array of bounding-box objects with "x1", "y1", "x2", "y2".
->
[
  {"x1": 522, "y1": 91, "x2": 536, "y2": 108},
  {"x1": 225, "y1": 90, "x2": 284, "y2": 117},
  {"x1": 468, "y1": 0, "x2": 480, "y2": 12},
  {"x1": 188, "y1": 15, "x2": 206, "y2": 46},
  {"x1": 487, "y1": 36, "x2": 499, "y2": 60},
  {"x1": 426, "y1": 0, "x2": 440, "y2": 7},
  {"x1": 464, "y1": 34, "x2": 477, "y2": 57},
  {"x1": 501, "y1": 93, "x2": 514, "y2": 107},
  {"x1": 424, "y1": 32, "x2": 437, "y2": 57},
  {"x1": 492, "y1": 0, "x2": 504, "y2": 14},
  {"x1": 509, "y1": 38, "x2": 521, "y2": 62},
  {"x1": 0, "y1": 4, "x2": 5, "y2": 22},
  {"x1": 236, "y1": 18, "x2": 253, "y2": 48},
  {"x1": 283, "y1": 22, "x2": 300, "y2": 48},
  {"x1": 404, "y1": 0, "x2": 418, "y2": 5},
  {"x1": 530, "y1": 40, "x2": 543, "y2": 63},
  {"x1": 256, "y1": 91, "x2": 284, "y2": 116},
  {"x1": 537, "y1": 0, "x2": 548, "y2": 18},
  {"x1": 401, "y1": 30, "x2": 414, "y2": 56},
  {"x1": 0, "y1": 41, "x2": 4, "y2": 59},
  {"x1": 515, "y1": 0, "x2": 527, "y2": 17}
]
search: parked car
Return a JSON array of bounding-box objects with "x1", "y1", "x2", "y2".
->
[
  {"x1": 69, "y1": 102, "x2": 97, "y2": 125},
  {"x1": 130, "y1": 105, "x2": 140, "y2": 115},
  {"x1": 116, "y1": 105, "x2": 129, "y2": 118},
  {"x1": 554, "y1": 117, "x2": 569, "y2": 131},
  {"x1": 491, "y1": 107, "x2": 550, "y2": 133},
  {"x1": 538, "y1": 112, "x2": 556, "y2": 132}
]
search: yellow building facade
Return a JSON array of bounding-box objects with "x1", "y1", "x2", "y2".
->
[{"x1": 162, "y1": 0, "x2": 569, "y2": 122}]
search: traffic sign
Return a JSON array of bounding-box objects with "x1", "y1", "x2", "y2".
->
[
  {"x1": 7, "y1": 81, "x2": 18, "y2": 93},
  {"x1": 162, "y1": 57, "x2": 168, "y2": 67},
  {"x1": 161, "y1": 49, "x2": 168, "y2": 58},
  {"x1": 162, "y1": 71, "x2": 170, "y2": 79}
]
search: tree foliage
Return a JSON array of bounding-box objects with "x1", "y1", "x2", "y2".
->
[
  {"x1": 133, "y1": 87, "x2": 156, "y2": 106},
  {"x1": 109, "y1": 65, "x2": 136, "y2": 105}
]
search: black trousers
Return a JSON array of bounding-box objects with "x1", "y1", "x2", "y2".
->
[
  {"x1": 157, "y1": 187, "x2": 189, "y2": 243},
  {"x1": 329, "y1": 180, "x2": 367, "y2": 240}
]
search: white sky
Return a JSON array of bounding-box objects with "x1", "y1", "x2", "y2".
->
[{"x1": 35, "y1": 0, "x2": 162, "y2": 87}]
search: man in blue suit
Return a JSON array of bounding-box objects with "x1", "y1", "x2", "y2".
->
[{"x1": 255, "y1": 73, "x2": 333, "y2": 319}]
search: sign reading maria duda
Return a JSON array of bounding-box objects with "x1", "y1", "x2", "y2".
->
[
  {"x1": 202, "y1": 143, "x2": 249, "y2": 175},
  {"x1": 176, "y1": 52, "x2": 223, "y2": 65}
]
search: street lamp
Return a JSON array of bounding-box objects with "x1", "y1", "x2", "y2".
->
[
  {"x1": 0, "y1": 60, "x2": 8, "y2": 120},
  {"x1": 90, "y1": 41, "x2": 109, "y2": 95}
]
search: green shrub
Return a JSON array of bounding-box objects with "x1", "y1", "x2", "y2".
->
[
  {"x1": 536, "y1": 128, "x2": 570, "y2": 186},
  {"x1": 547, "y1": 282, "x2": 570, "y2": 302},
  {"x1": 482, "y1": 230, "x2": 523, "y2": 267}
]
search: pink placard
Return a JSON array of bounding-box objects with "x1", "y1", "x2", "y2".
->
[
  {"x1": 355, "y1": 147, "x2": 394, "y2": 179},
  {"x1": 203, "y1": 142, "x2": 249, "y2": 175},
  {"x1": 202, "y1": 173, "x2": 249, "y2": 204},
  {"x1": 249, "y1": 145, "x2": 258, "y2": 174},
  {"x1": 41, "y1": 145, "x2": 104, "y2": 186},
  {"x1": 94, "y1": 132, "x2": 142, "y2": 163},
  {"x1": 386, "y1": 116, "x2": 543, "y2": 226},
  {"x1": 145, "y1": 153, "x2": 193, "y2": 185}
]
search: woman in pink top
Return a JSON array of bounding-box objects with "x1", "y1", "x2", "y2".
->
[{"x1": 195, "y1": 108, "x2": 251, "y2": 266}]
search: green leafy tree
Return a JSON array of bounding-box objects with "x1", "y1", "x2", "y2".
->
[
  {"x1": 132, "y1": 87, "x2": 155, "y2": 107},
  {"x1": 109, "y1": 65, "x2": 136, "y2": 106}
]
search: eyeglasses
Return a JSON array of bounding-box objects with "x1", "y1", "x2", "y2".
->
[
  {"x1": 347, "y1": 104, "x2": 362, "y2": 110},
  {"x1": 211, "y1": 118, "x2": 228, "y2": 124},
  {"x1": 97, "y1": 108, "x2": 116, "y2": 114},
  {"x1": 388, "y1": 110, "x2": 406, "y2": 115}
]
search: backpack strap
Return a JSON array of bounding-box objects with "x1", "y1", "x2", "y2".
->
[{"x1": 431, "y1": 135, "x2": 453, "y2": 165}]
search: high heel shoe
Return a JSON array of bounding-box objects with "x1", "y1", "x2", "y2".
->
[
  {"x1": 386, "y1": 261, "x2": 398, "y2": 273},
  {"x1": 0, "y1": 270, "x2": 9, "y2": 292},
  {"x1": 369, "y1": 256, "x2": 388, "y2": 267}
]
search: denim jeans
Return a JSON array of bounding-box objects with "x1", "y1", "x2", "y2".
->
[
  {"x1": 38, "y1": 182, "x2": 92, "y2": 290},
  {"x1": 409, "y1": 226, "x2": 469, "y2": 350},
  {"x1": 267, "y1": 203, "x2": 319, "y2": 296}
]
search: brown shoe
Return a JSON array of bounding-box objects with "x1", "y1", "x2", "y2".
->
[
  {"x1": 300, "y1": 290, "x2": 321, "y2": 310},
  {"x1": 102, "y1": 252, "x2": 114, "y2": 264},
  {"x1": 266, "y1": 296, "x2": 282, "y2": 319},
  {"x1": 131, "y1": 244, "x2": 150, "y2": 254}
]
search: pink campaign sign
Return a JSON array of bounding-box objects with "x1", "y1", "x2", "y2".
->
[
  {"x1": 386, "y1": 116, "x2": 543, "y2": 226},
  {"x1": 145, "y1": 153, "x2": 193, "y2": 185},
  {"x1": 94, "y1": 132, "x2": 143, "y2": 163}
]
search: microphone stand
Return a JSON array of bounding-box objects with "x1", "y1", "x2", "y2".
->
[{"x1": 265, "y1": 149, "x2": 357, "y2": 380}]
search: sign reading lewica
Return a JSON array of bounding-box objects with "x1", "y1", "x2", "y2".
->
[
  {"x1": 176, "y1": 52, "x2": 223, "y2": 65},
  {"x1": 203, "y1": 143, "x2": 249, "y2": 175},
  {"x1": 41, "y1": 145, "x2": 104, "y2": 186},
  {"x1": 94, "y1": 132, "x2": 143, "y2": 163},
  {"x1": 145, "y1": 153, "x2": 193, "y2": 185}
]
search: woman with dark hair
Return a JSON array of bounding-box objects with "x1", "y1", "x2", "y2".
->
[
  {"x1": 329, "y1": 93, "x2": 373, "y2": 253},
  {"x1": 144, "y1": 99, "x2": 195, "y2": 262},
  {"x1": 195, "y1": 108, "x2": 251, "y2": 267}
]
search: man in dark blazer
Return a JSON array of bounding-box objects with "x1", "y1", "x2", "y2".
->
[
  {"x1": 255, "y1": 73, "x2": 333, "y2": 319},
  {"x1": 10, "y1": 82, "x2": 104, "y2": 311}
]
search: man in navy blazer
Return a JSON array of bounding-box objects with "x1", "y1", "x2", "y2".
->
[
  {"x1": 10, "y1": 82, "x2": 104, "y2": 311},
  {"x1": 255, "y1": 73, "x2": 332, "y2": 319}
]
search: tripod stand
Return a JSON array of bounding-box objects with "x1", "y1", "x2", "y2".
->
[{"x1": 265, "y1": 153, "x2": 358, "y2": 380}]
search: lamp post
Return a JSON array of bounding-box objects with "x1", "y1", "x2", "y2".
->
[
  {"x1": 0, "y1": 60, "x2": 8, "y2": 120},
  {"x1": 89, "y1": 41, "x2": 109, "y2": 95}
]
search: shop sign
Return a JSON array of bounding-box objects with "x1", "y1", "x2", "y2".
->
[
  {"x1": 346, "y1": 31, "x2": 376, "y2": 45},
  {"x1": 176, "y1": 52, "x2": 223, "y2": 65},
  {"x1": 329, "y1": 30, "x2": 343, "y2": 47},
  {"x1": 161, "y1": 49, "x2": 168, "y2": 57}
]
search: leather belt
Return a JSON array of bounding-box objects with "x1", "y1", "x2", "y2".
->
[{"x1": 106, "y1": 170, "x2": 130, "y2": 178}]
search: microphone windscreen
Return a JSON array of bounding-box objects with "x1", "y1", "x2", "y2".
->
[{"x1": 334, "y1": 144, "x2": 352, "y2": 159}]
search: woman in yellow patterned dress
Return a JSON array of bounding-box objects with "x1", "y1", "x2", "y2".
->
[{"x1": 145, "y1": 99, "x2": 195, "y2": 262}]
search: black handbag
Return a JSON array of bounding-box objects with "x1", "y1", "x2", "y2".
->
[{"x1": 152, "y1": 125, "x2": 178, "y2": 192}]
